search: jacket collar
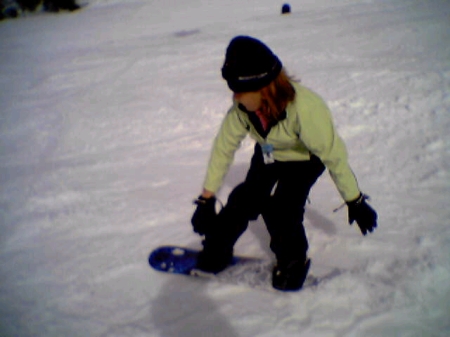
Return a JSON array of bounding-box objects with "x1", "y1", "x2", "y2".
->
[
  {"x1": 238, "y1": 103, "x2": 287, "y2": 121},
  {"x1": 238, "y1": 103, "x2": 287, "y2": 138}
]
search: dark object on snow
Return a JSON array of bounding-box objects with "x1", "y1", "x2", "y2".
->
[
  {"x1": 43, "y1": 0, "x2": 80, "y2": 12},
  {"x1": 281, "y1": 3, "x2": 291, "y2": 15},
  {"x1": 1, "y1": 2, "x2": 20, "y2": 18},
  {"x1": 16, "y1": 0, "x2": 40, "y2": 11},
  {"x1": 1, "y1": 0, "x2": 81, "y2": 19},
  {"x1": 4, "y1": 6, "x2": 19, "y2": 17},
  {"x1": 9, "y1": 0, "x2": 80, "y2": 13}
]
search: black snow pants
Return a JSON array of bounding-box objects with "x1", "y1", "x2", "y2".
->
[{"x1": 203, "y1": 144, "x2": 326, "y2": 265}]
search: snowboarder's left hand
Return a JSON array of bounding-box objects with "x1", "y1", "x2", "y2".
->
[{"x1": 347, "y1": 194, "x2": 378, "y2": 235}]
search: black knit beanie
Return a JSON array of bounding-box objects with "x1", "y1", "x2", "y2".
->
[{"x1": 221, "y1": 36, "x2": 283, "y2": 93}]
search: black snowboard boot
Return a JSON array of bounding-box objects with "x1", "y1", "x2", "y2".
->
[
  {"x1": 195, "y1": 244, "x2": 233, "y2": 274},
  {"x1": 272, "y1": 258, "x2": 311, "y2": 291}
]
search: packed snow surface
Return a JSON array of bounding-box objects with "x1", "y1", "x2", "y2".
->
[{"x1": 1, "y1": 0, "x2": 449, "y2": 336}]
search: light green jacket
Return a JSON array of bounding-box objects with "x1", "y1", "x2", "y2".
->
[{"x1": 203, "y1": 82, "x2": 360, "y2": 201}]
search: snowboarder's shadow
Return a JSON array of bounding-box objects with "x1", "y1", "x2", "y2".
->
[
  {"x1": 149, "y1": 163, "x2": 269, "y2": 337},
  {"x1": 150, "y1": 274, "x2": 240, "y2": 337},
  {"x1": 150, "y1": 161, "x2": 245, "y2": 337}
]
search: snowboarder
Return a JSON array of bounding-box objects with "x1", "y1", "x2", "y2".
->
[{"x1": 191, "y1": 36, "x2": 378, "y2": 291}]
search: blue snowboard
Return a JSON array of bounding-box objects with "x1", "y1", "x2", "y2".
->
[
  {"x1": 149, "y1": 246, "x2": 331, "y2": 291},
  {"x1": 149, "y1": 246, "x2": 259, "y2": 275}
]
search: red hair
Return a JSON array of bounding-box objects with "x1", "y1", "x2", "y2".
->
[{"x1": 260, "y1": 68, "x2": 297, "y2": 122}]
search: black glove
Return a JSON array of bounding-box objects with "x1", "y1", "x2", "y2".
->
[
  {"x1": 347, "y1": 194, "x2": 378, "y2": 235},
  {"x1": 191, "y1": 196, "x2": 217, "y2": 235}
]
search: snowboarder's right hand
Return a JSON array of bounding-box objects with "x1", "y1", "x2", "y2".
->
[{"x1": 191, "y1": 196, "x2": 217, "y2": 235}]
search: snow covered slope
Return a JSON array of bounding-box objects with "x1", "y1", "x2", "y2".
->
[{"x1": 0, "y1": 0, "x2": 449, "y2": 336}]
